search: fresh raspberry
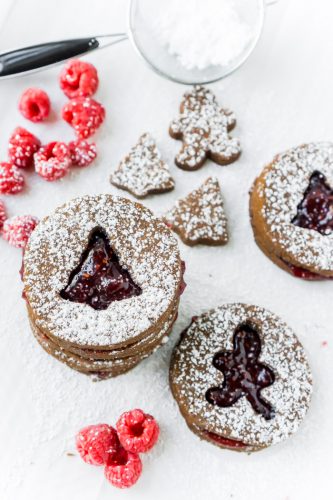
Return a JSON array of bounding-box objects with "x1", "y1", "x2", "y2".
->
[
  {"x1": 19, "y1": 88, "x2": 51, "y2": 122},
  {"x1": 8, "y1": 127, "x2": 41, "y2": 168},
  {"x1": 76, "y1": 424, "x2": 119, "y2": 466},
  {"x1": 0, "y1": 162, "x2": 25, "y2": 195},
  {"x1": 104, "y1": 447, "x2": 142, "y2": 489},
  {"x1": 68, "y1": 140, "x2": 97, "y2": 167},
  {"x1": 62, "y1": 97, "x2": 105, "y2": 139},
  {"x1": 2, "y1": 215, "x2": 39, "y2": 248},
  {"x1": 0, "y1": 200, "x2": 6, "y2": 232},
  {"x1": 34, "y1": 142, "x2": 71, "y2": 181},
  {"x1": 60, "y1": 59, "x2": 99, "y2": 99},
  {"x1": 116, "y1": 409, "x2": 160, "y2": 454}
]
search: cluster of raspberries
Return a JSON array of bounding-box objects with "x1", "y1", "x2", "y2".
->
[
  {"x1": 76, "y1": 409, "x2": 160, "y2": 489},
  {"x1": 0, "y1": 59, "x2": 105, "y2": 249}
]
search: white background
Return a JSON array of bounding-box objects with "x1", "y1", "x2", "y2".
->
[{"x1": 0, "y1": 1, "x2": 332, "y2": 499}]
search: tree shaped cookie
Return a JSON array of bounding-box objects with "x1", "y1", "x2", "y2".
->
[
  {"x1": 163, "y1": 177, "x2": 229, "y2": 246},
  {"x1": 110, "y1": 133, "x2": 175, "y2": 199},
  {"x1": 169, "y1": 86, "x2": 241, "y2": 170}
]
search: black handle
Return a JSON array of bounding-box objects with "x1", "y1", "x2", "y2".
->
[{"x1": 0, "y1": 38, "x2": 100, "y2": 78}]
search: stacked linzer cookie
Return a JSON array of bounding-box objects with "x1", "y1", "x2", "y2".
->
[{"x1": 22, "y1": 194, "x2": 185, "y2": 379}]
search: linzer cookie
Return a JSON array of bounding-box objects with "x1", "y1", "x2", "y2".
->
[
  {"x1": 23, "y1": 194, "x2": 185, "y2": 378},
  {"x1": 250, "y1": 143, "x2": 333, "y2": 279},
  {"x1": 170, "y1": 304, "x2": 312, "y2": 452},
  {"x1": 169, "y1": 86, "x2": 241, "y2": 170},
  {"x1": 110, "y1": 133, "x2": 175, "y2": 198},
  {"x1": 163, "y1": 177, "x2": 228, "y2": 246}
]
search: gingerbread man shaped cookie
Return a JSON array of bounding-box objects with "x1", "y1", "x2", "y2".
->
[{"x1": 169, "y1": 86, "x2": 241, "y2": 170}]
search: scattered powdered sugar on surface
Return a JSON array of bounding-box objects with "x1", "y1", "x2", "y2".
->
[
  {"x1": 171, "y1": 304, "x2": 313, "y2": 447},
  {"x1": 170, "y1": 86, "x2": 241, "y2": 169},
  {"x1": 259, "y1": 142, "x2": 333, "y2": 271},
  {"x1": 23, "y1": 195, "x2": 181, "y2": 347},
  {"x1": 148, "y1": 0, "x2": 254, "y2": 70},
  {"x1": 110, "y1": 133, "x2": 175, "y2": 198},
  {"x1": 164, "y1": 177, "x2": 229, "y2": 245}
]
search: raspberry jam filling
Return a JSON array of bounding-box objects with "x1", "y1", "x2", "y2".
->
[
  {"x1": 279, "y1": 257, "x2": 333, "y2": 280},
  {"x1": 206, "y1": 324, "x2": 275, "y2": 421},
  {"x1": 203, "y1": 430, "x2": 248, "y2": 449},
  {"x1": 292, "y1": 170, "x2": 333, "y2": 235},
  {"x1": 60, "y1": 228, "x2": 142, "y2": 310},
  {"x1": 179, "y1": 260, "x2": 187, "y2": 296}
]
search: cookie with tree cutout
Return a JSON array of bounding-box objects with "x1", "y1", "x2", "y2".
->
[
  {"x1": 250, "y1": 142, "x2": 333, "y2": 279},
  {"x1": 22, "y1": 194, "x2": 185, "y2": 378},
  {"x1": 170, "y1": 303, "x2": 312, "y2": 452},
  {"x1": 169, "y1": 86, "x2": 241, "y2": 170},
  {"x1": 110, "y1": 133, "x2": 175, "y2": 199},
  {"x1": 163, "y1": 177, "x2": 228, "y2": 246}
]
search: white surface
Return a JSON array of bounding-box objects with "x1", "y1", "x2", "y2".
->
[{"x1": 0, "y1": 1, "x2": 332, "y2": 499}]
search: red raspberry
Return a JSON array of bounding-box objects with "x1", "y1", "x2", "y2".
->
[
  {"x1": 104, "y1": 447, "x2": 142, "y2": 489},
  {"x1": 2, "y1": 215, "x2": 39, "y2": 248},
  {"x1": 116, "y1": 409, "x2": 160, "y2": 454},
  {"x1": 8, "y1": 127, "x2": 41, "y2": 168},
  {"x1": 60, "y1": 59, "x2": 99, "y2": 99},
  {"x1": 34, "y1": 142, "x2": 71, "y2": 181},
  {"x1": 76, "y1": 424, "x2": 119, "y2": 466},
  {"x1": 68, "y1": 140, "x2": 97, "y2": 167},
  {"x1": 0, "y1": 200, "x2": 6, "y2": 231},
  {"x1": 19, "y1": 88, "x2": 51, "y2": 122},
  {"x1": 0, "y1": 162, "x2": 25, "y2": 194},
  {"x1": 62, "y1": 97, "x2": 105, "y2": 139}
]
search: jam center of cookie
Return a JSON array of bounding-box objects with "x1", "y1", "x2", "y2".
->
[
  {"x1": 292, "y1": 171, "x2": 333, "y2": 235},
  {"x1": 206, "y1": 324, "x2": 275, "y2": 420},
  {"x1": 60, "y1": 228, "x2": 142, "y2": 310},
  {"x1": 203, "y1": 430, "x2": 248, "y2": 449}
]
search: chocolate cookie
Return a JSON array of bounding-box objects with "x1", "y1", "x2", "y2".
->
[
  {"x1": 169, "y1": 86, "x2": 241, "y2": 170},
  {"x1": 170, "y1": 304, "x2": 312, "y2": 452},
  {"x1": 23, "y1": 195, "x2": 185, "y2": 377},
  {"x1": 163, "y1": 177, "x2": 228, "y2": 246},
  {"x1": 110, "y1": 133, "x2": 175, "y2": 198},
  {"x1": 250, "y1": 143, "x2": 333, "y2": 279}
]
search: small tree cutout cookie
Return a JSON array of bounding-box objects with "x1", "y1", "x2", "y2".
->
[
  {"x1": 163, "y1": 177, "x2": 229, "y2": 246},
  {"x1": 110, "y1": 133, "x2": 175, "y2": 199},
  {"x1": 169, "y1": 86, "x2": 241, "y2": 171}
]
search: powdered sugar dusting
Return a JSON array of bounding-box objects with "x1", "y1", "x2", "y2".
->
[
  {"x1": 164, "y1": 177, "x2": 228, "y2": 245},
  {"x1": 110, "y1": 133, "x2": 175, "y2": 198},
  {"x1": 258, "y1": 142, "x2": 333, "y2": 271},
  {"x1": 170, "y1": 303, "x2": 312, "y2": 448},
  {"x1": 170, "y1": 86, "x2": 241, "y2": 170},
  {"x1": 23, "y1": 195, "x2": 182, "y2": 347},
  {"x1": 149, "y1": 0, "x2": 253, "y2": 71}
]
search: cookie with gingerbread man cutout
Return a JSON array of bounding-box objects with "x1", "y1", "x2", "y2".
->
[
  {"x1": 110, "y1": 133, "x2": 175, "y2": 199},
  {"x1": 163, "y1": 177, "x2": 229, "y2": 246},
  {"x1": 169, "y1": 86, "x2": 241, "y2": 170},
  {"x1": 170, "y1": 303, "x2": 312, "y2": 452}
]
